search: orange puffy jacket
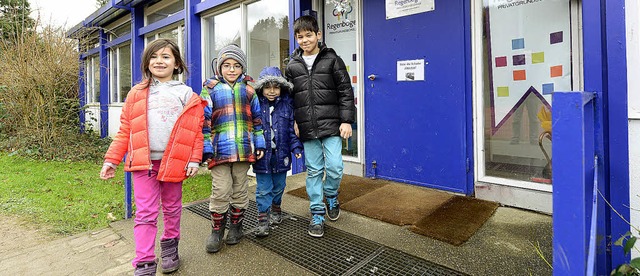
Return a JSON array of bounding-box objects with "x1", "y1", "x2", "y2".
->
[{"x1": 104, "y1": 82, "x2": 208, "y2": 182}]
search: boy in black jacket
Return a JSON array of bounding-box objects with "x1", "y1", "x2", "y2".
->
[{"x1": 285, "y1": 15, "x2": 355, "y2": 238}]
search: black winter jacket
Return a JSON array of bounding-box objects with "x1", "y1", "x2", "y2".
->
[{"x1": 285, "y1": 43, "x2": 355, "y2": 142}]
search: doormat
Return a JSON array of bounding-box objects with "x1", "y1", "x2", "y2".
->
[
  {"x1": 287, "y1": 175, "x2": 498, "y2": 246},
  {"x1": 286, "y1": 174, "x2": 391, "y2": 203},
  {"x1": 410, "y1": 196, "x2": 499, "y2": 246},
  {"x1": 341, "y1": 184, "x2": 454, "y2": 226}
]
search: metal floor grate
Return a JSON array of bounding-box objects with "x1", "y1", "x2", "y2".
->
[{"x1": 185, "y1": 201, "x2": 466, "y2": 276}]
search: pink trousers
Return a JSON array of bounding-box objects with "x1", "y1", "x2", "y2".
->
[{"x1": 131, "y1": 160, "x2": 183, "y2": 267}]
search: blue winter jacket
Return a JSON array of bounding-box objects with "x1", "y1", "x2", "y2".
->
[{"x1": 252, "y1": 93, "x2": 303, "y2": 174}]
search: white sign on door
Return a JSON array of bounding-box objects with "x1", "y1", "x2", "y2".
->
[
  {"x1": 397, "y1": 59, "x2": 425, "y2": 81},
  {"x1": 386, "y1": 0, "x2": 435, "y2": 20}
]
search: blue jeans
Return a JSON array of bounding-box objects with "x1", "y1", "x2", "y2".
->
[
  {"x1": 303, "y1": 136, "x2": 343, "y2": 214},
  {"x1": 255, "y1": 172, "x2": 287, "y2": 213}
]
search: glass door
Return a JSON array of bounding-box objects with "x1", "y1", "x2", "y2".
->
[
  {"x1": 475, "y1": 0, "x2": 582, "y2": 191},
  {"x1": 318, "y1": 0, "x2": 362, "y2": 161}
]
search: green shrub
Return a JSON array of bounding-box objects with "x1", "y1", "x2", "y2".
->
[{"x1": 0, "y1": 17, "x2": 108, "y2": 163}]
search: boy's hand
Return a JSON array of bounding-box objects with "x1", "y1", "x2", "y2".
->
[
  {"x1": 256, "y1": 150, "x2": 264, "y2": 160},
  {"x1": 339, "y1": 123, "x2": 352, "y2": 139},
  {"x1": 295, "y1": 153, "x2": 302, "y2": 159},
  {"x1": 100, "y1": 165, "x2": 115, "y2": 180},
  {"x1": 294, "y1": 121, "x2": 299, "y2": 137}
]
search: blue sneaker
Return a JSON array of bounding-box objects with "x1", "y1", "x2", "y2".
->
[
  {"x1": 326, "y1": 196, "x2": 340, "y2": 221},
  {"x1": 308, "y1": 214, "x2": 325, "y2": 237}
]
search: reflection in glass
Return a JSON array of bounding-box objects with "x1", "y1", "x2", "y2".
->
[
  {"x1": 246, "y1": 0, "x2": 289, "y2": 79},
  {"x1": 92, "y1": 56, "x2": 100, "y2": 103},
  {"x1": 204, "y1": 8, "x2": 241, "y2": 77},
  {"x1": 147, "y1": 0, "x2": 184, "y2": 25},
  {"x1": 482, "y1": 0, "x2": 572, "y2": 184},
  {"x1": 110, "y1": 45, "x2": 131, "y2": 103},
  {"x1": 323, "y1": 0, "x2": 359, "y2": 158},
  {"x1": 118, "y1": 45, "x2": 131, "y2": 101}
]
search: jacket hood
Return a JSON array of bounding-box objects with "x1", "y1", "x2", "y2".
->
[{"x1": 254, "y1": 66, "x2": 293, "y2": 92}]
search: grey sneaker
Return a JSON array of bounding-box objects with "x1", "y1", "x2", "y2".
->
[
  {"x1": 326, "y1": 196, "x2": 340, "y2": 221},
  {"x1": 308, "y1": 214, "x2": 325, "y2": 238},
  {"x1": 256, "y1": 212, "x2": 269, "y2": 237},
  {"x1": 269, "y1": 211, "x2": 283, "y2": 225}
]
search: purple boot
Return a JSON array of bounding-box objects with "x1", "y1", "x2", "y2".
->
[
  {"x1": 160, "y1": 238, "x2": 180, "y2": 274},
  {"x1": 134, "y1": 261, "x2": 157, "y2": 276}
]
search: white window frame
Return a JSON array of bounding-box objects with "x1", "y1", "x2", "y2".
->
[
  {"x1": 109, "y1": 44, "x2": 131, "y2": 104},
  {"x1": 471, "y1": 0, "x2": 584, "y2": 192},
  {"x1": 85, "y1": 55, "x2": 100, "y2": 105}
]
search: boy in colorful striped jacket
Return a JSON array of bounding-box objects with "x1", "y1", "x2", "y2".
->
[{"x1": 200, "y1": 44, "x2": 265, "y2": 254}]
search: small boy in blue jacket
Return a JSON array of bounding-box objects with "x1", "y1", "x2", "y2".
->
[{"x1": 252, "y1": 66, "x2": 303, "y2": 237}]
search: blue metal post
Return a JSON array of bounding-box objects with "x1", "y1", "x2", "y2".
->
[
  {"x1": 552, "y1": 91, "x2": 596, "y2": 275},
  {"x1": 603, "y1": 0, "x2": 630, "y2": 268},
  {"x1": 185, "y1": 0, "x2": 202, "y2": 91},
  {"x1": 581, "y1": 0, "x2": 610, "y2": 272},
  {"x1": 99, "y1": 29, "x2": 109, "y2": 138},
  {"x1": 123, "y1": 4, "x2": 146, "y2": 220}
]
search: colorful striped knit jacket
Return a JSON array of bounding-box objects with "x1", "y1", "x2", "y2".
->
[{"x1": 201, "y1": 75, "x2": 266, "y2": 168}]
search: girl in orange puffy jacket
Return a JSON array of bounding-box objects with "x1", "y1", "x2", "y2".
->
[{"x1": 99, "y1": 39, "x2": 207, "y2": 276}]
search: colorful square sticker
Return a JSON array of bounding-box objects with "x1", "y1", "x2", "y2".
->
[
  {"x1": 497, "y1": 86, "x2": 509, "y2": 97},
  {"x1": 550, "y1": 31, "x2": 563, "y2": 44},
  {"x1": 532, "y1": 52, "x2": 545, "y2": 64},
  {"x1": 495, "y1": 56, "x2": 507, "y2": 67},
  {"x1": 513, "y1": 70, "x2": 526, "y2": 81},
  {"x1": 542, "y1": 83, "x2": 554, "y2": 94},
  {"x1": 550, "y1": 65, "x2": 563, "y2": 77},
  {"x1": 512, "y1": 38, "x2": 525, "y2": 50},
  {"x1": 512, "y1": 54, "x2": 525, "y2": 66}
]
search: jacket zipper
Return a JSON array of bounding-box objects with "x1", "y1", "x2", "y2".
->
[
  {"x1": 158, "y1": 96, "x2": 196, "y2": 180},
  {"x1": 299, "y1": 47, "x2": 324, "y2": 139},
  {"x1": 231, "y1": 82, "x2": 241, "y2": 160},
  {"x1": 146, "y1": 90, "x2": 153, "y2": 177},
  {"x1": 128, "y1": 134, "x2": 133, "y2": 168}
]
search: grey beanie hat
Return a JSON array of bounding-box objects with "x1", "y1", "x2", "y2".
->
[{"x1": 216, "y1": 44, "x2": 247, "y2": 74}]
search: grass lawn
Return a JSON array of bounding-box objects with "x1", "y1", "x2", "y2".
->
[{"x1": 0, "y1": 153, "x2": 212, "y2": 236}]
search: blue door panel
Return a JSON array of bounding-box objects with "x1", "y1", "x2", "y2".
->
[{"x1": 363, "y1": 0, "x2": 469, "y2": 194}]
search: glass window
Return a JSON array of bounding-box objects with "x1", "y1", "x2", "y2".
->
[
  {"x1": 246, "y1": 0, "x2": 289, "y2": 79},
  {"x1": 146, "y1": 25, "x2": 185, "y2": 81},
  {"x1": 147, "y1": 0, "x2": 184, "y2": 25},
  {"x1": 109, "y1": 23, "x2": 131, "y2": 39},
  {"x1": 481, "y1": 0, "x2": 573, "y2": 185},
  {"x1": 86, "y1": 55, "x2": 100, "y2": 104},
  {"x1": 110, "y1": 44, "x2": 131, "y2": 103},
  {"x1": 322, "y1": 0, "x2": 358, "y2": 158},
  {"x1": 203, "y1": 8, "x2": 241, "y2": 77},
  {"x1": 81, "y1": 35, "x2": 100, "y2": 52}
]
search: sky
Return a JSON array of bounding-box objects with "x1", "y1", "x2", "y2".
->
[{"x1": 28, "y1": 0, "x2": 98, "y2": 29}]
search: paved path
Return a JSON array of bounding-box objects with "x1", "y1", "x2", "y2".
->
[{"x1": 1, "y1": 227, "x2": 134, "y2": 275}]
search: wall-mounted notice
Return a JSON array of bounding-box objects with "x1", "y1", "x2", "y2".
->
[
  {"x1": 386, "y1": 0, "x2": 435, "y2": 20},
  {"x1": 397, "y1": 59, "x2": 425, "y2": 81}
]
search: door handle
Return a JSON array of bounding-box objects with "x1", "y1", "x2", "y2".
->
[{"x1": 368, "y1": 74, "x2": 377, "y2": 81}]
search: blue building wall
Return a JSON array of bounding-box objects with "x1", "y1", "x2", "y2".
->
[{"x1": 68, "y1": 0, "x2": 632, "y2": 272}]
